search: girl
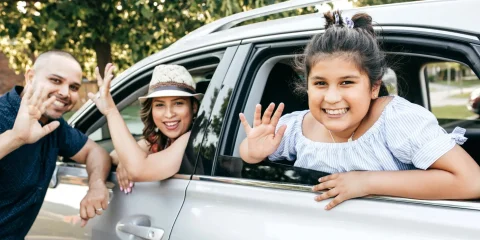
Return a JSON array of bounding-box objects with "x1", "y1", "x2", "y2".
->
[
  {"x1": 239, "y1": 11, "x2": 480, "y2": 210},
  {"x1": 90, "y1": 64, "x2": 201, "y2": 194}
]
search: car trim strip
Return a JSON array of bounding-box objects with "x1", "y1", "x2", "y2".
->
[{"x1": 190, "y1": 175, "x2": 480, "y2": 212}]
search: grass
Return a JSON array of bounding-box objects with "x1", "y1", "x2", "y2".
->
[
  {"x1": 450, "y1": 92, "x2": 472, "y2": 99},
  {"x1": 62, "y1": 111, "x2": 75, "y2": 121},
  {"x1": 431, "y1": 105, "x2": 476, "y2": 119},
  {"x1": 435, "y1": 79, "x2": 480, "y2": 88}
]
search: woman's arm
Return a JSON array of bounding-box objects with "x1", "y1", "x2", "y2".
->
[
  {"x1": 106, "y1": 108, "x2": 189, "y2": 181},
  {"x1": 110, "y1": 139, "x2": 150, "y2": 165}
]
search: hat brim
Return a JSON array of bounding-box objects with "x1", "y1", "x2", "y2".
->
[{"x1": 139, "y1": 90, "x2": 203, "y2": 102}]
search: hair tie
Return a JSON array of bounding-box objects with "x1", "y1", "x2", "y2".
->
[
  {"x1": 333, "y1": 12, "x2": 354, "y2": 29},
  {"x1": 345, "y1": 17, "x2": 354, "y2": 29}
]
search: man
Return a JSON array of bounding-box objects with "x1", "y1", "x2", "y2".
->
[{"x1": 0, "y1": 50, "x2": 111, "y2": 239}]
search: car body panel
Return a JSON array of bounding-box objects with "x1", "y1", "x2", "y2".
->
[{"x1": 171, "y1": 179, "x2": 480, "y2": 240}]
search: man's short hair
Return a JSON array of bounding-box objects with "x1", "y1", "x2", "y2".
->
[{"x1": 33, "y1": 50, "x2": 81, "y2": 70}]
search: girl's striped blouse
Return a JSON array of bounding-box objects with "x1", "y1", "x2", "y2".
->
[{"x1": 268, "y1": 96, "x2": 467, "y2": 173}]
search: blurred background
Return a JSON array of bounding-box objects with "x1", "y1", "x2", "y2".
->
[{"x1": 5, "y1": 0, "x2": 477, "y2": 122}]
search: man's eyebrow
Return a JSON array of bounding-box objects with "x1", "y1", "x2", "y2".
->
[{"x1": 49, "y1": 74, "x2": 66, "y2": 79}]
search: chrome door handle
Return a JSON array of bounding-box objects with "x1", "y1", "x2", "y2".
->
[{"x1": 117, "y1": 224, "x2": 164, "y2": 240}]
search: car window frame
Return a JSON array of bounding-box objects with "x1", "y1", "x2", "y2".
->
[{"x1": 197, "y1": 30, "x2": 480, "y2": 212}]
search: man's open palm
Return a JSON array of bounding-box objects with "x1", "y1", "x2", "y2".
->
[{"x1": 12, "y1": 84, "x2": 59, "y2": 144}]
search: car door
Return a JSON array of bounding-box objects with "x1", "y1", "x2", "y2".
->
[
  {"x1": 27, "y1": 46, "x2": 238, "y2": 240},
  {"x1": 170, "y1": 32, "x2": 480, "y2": 240}
]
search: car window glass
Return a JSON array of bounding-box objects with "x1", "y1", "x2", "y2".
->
[
  {"x1": 210, "y1": 45, "x2": 332, "y2": 184},
  {"x1": 84, "y1": 60, "x2": 222, "y2": 161},
  {"x1": 426, "y1": 62, "x2": 480, "y2": 122}
]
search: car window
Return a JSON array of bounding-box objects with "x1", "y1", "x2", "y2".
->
[
  {"x1": 88, "y1": 100, "x2": 142, "y2": 142},
  {"x1": 210, "y1": 36, "x2": 480, "y2": 186},
  {"x1": 427, "y1": 61, "x2": 480, "y2": 121},
  {"x1": 200, "y1": 43, "x2": 332, "y2": 185},
  {"x1": 83, "y1": 54, "x2": 226, "y2": 157}
]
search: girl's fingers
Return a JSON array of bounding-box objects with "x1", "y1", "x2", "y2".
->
[
  {"x1": 273, "y1": 125, "x2": 287, "y2": 145},
  {"x1": 261, "y1": 103, "x2": 275, "y2": 125},
  {"x1": 270, "y1": 103, "x2": 285, "y2": 127},
  {"x1": 253, "y1": 104, "x2": 261, "y2": 127},
  {"x1": 315, "y1": 188, "x2": 338, "y2": 202},
  {"x1": 325, "y1": 195, "x2": 346, "y2": 210},
  {"x1": 312, "y1": 180, "x2": 336, "y2": 192},
  {"x1": 239, "y1": 113, "x2": 251, "y2": 135}
]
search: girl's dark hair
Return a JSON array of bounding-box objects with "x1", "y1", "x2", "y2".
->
[
  {"x1": 140, "y1": 97, "x2": 198, "y2": 152},
  {"x1": 295, "y1": 10, "x2": 389, "y2": 96}
]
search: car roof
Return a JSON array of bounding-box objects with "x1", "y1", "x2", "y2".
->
[{"x1": 113, "y1": 0, "x2": 479, "y2": 86}]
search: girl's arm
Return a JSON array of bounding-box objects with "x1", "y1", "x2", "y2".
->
[
  {"x1": 106, "y1": 109, "x2": 189, "y2": 182},
  {"x1": 314, "y1": 145, "x2": 480, "y2": 210},
  {"x1": 366, "y1": 145, "x2": 480, "y2": 199}
]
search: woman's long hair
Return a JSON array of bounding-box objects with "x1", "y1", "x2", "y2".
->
[{"x1": 140, "y1": 97, "x2": 198, "y2": 152}]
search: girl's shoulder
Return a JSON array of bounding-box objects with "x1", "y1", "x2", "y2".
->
[
  {"x1": 370, "y1": 95, "x2": 432, "y2": 121},
  {"x1": 382, "y1": 96, "x2": 434, "y2": 121},
  {"x1": 278, "y1": 110, "x2": 310, "y2": 126}
]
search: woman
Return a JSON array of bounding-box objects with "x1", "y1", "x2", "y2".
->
[{"x1": 89, "y1": 64, "x2": 201, "y2": 194}]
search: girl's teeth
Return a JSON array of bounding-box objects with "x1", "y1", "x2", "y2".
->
[{"x1": 326, "y1": 108, "x2": 347, "y2": 115}]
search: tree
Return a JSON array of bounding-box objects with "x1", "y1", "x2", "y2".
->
[
  {"x1": 0, "y1": 0, "x2": 300, "y2": 79},
  {"x1": 353, "y1": 0, "x2": 421, "y2": 7},
  {"x1": 0, "y1": 0, "x2": 211, "y2": 78}
]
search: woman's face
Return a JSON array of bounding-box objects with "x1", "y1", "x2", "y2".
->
[
  {"x1": 151, "y1": 96, "x2": 197, "y2": 140},
  {"x1": 307, "y1": 56, "x2": 379, "y2": 134}
]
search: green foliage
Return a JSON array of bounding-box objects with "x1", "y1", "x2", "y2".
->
[
  {"x1": 0, "y1": 0, "x2": 297, "y2": 79},
  {"x1": 0, "y1": 0, "x2": 212, "y2": 78},
  {"x1": 352, "y1": 0, "x2": 421, "y2": 7}
]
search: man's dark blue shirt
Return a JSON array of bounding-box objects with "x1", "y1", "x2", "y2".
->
[{"x1": 0, "y1": 86, "x2": 88, "y2": 239}]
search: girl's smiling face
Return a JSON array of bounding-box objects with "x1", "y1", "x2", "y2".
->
[
  {"x1": 152, "y1": 96, "x2": 197, "y2": 140},
  {"x1": 307, "y1": 56, "x2": 380, "y2": 136}
]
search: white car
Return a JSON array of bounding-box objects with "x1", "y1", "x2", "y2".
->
[{"x1": 29, "y1": 0, "x2": 480, "y2": 239}]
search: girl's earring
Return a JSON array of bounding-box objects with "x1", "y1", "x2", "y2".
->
[{"x1": 154, "y1": 127, "x2": 159, "y2": 132}]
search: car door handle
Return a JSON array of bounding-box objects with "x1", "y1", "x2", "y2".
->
[{"x1": 117, "y1": 223, "x2": 164, "y2": 240}]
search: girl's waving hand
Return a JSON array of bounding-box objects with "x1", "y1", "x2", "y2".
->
[{"x1": 239, "y1": 103, "x2": 287, "y2": 163}]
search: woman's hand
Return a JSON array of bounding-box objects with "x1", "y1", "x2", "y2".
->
[
  {"x1": 116, "y1": 162, "x2": 134, "y2": 194},
  {"x1": 312, "y1": 171, "x2": 371, "y2": 210},
  {"x1": 88, "y1": 63, "x2": 117, "y2": 117},
  {"x1": 239, "y1": 103, "x2": 287, "y2": 162}
]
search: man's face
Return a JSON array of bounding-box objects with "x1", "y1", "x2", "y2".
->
[{"x1": 26, "y1": 55, "x2": 82, "y2": 121}]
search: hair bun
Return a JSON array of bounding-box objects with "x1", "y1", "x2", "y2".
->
[
  {"x1": 323, "y1": 11, "x2": 336, "y2": 29},
  {"x1": 351, "y1": 13, "x2": 375, "y2": 36}
]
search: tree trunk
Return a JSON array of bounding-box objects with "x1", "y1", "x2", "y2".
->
[{"x1": 94, "y1": 40, "x2": 112, "y2": 78}]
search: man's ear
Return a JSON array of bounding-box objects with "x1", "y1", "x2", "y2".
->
[{"x1": 24, "y1": 68, "x2": 35, "y2": 85}]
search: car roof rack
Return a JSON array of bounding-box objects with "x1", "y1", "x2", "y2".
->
[{"x1": 173, "y1": 0, "x2": 329, "y2": 45}]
